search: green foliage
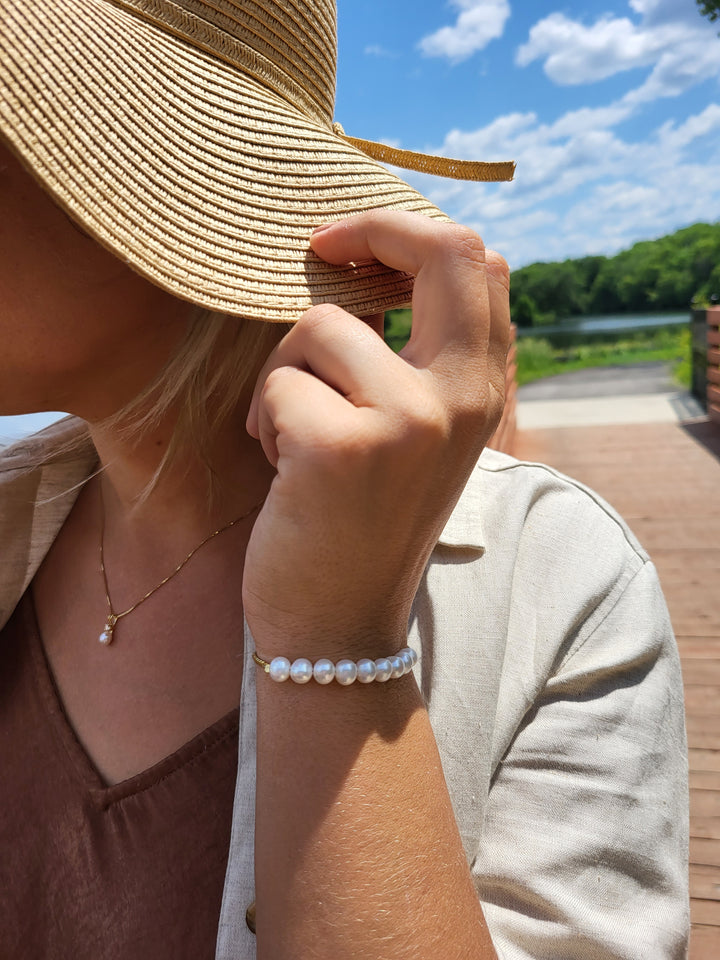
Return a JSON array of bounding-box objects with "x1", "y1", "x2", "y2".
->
[
  {"x1": 510, "y1": 256, "x2": 603, "y2": 325},
  {"x1": 514, "y1": 337, "x2": 556, "y2": 381},
  {"x1": 697, "y1": 1, "x2": 720, "y2": 24},
  {"x1": 512, "y1": 293, "x2": 537, "y2": 328},
  {"x1": 516, "y1": 326, "x2": 691, "y2": 387},
  {"x1": 384, "y1": 309, "x2": 412, "y2": 352},
  {"x1": 510, "y1": 222, "x2": 720, "y2": 326}
]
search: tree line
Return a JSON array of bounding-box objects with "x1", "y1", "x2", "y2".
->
[{"x1": 510, "y1": 222, "x2": 720, "y2": 327}]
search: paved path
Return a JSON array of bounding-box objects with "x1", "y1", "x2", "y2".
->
[
  {"x1": 517, "y1": 362, "x2": 705, "y2": 430},
  {"x1": 518, "y1": 361, "x2": 678, "y2": 400},
  {"x1": 514, "y1": 416, "x2": 720, "y2": 960}
]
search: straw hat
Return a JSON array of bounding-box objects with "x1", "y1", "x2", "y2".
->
[{"x1": 0, "y1": 0, "x2": 514, "y2": 322}]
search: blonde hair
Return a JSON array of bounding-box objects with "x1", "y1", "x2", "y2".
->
[{"x1": 101, "y1": 308, "x2": 290, "y2": 503}]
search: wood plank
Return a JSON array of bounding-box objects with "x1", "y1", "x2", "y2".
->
[
  {"x1": 690, "y1": 923, "x2": 720, "y2": 959},
  {"x1": 687, "y1": 716, "x2": 720, "y2": 740},
  {"x1": 678, "y1": 639, "x2": 720, "y2": 660},
  {"x1": 690, "y1": 863, "x2": 720, "y2": 900},
  {"x1": 690, "y1": 750, "x2": 720, "y2": 774},
  {"x1": 515, "y1": 428, "x2": 701, "y2": 472},
  {"x1": 687, "y1": 717, "x2": 720, "y2": 738},
  {"x1": 628, "y1": 518, "x2": 720, "y2": 553},
  {"x1": 690, "y1": 837, "x2": 720, "y2": 868},
  {"x1": 691, "y1": 771, "x2": 720, "y2": 791},
  {"x1": 653, "y1": 552, "x2": 720, "y2": 575},
  {"x1": 692, "y1": 898, "x2": 720, "y2": 925},
  {"x1": 683, "y1": 661, "x2": 720, "y2": 685},
  {"x1": 691, "y1": 817, "x2": 720, "y2": 840},
  {"x1": 670, "y1": 618, "x2": 720, "y2": 642},
  {"x1": 692, "y1": 790, "x2": 720, "y2": 818},
  {"x1": 684, "y1": 686, "x2": 720, "y2": 716},
  {"x1": 688, "y1": 729, "x2": 720, "y2": 750}
]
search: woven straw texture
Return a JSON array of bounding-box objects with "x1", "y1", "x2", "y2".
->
[{"x1": 0, "y1": 0, "x2": 505, "y2": 321}]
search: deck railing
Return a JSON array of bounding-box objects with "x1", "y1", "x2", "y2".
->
[{"x1": 705, "y1": 307, "x2": 720, "y2": 426}]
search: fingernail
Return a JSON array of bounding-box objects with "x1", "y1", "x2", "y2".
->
[{"x1": 311, "y1": 222, "x2": 335, "y2": 236}]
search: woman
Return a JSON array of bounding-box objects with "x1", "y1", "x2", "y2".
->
[{"x1": 0, "y1": 1, "x2": 688, "y2": 959}]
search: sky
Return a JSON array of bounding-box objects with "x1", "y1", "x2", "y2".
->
[{"x1": 335, "y1": 0, "x2": 720, "y2": 269}]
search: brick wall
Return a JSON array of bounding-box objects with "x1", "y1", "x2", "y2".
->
[{"x1": 487, "y1": 323, "x2": 517, "y2": 456}]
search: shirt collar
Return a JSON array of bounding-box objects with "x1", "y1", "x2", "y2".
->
[{"x1": 436, "y1": 464, "x2": 486, "y2": 553}]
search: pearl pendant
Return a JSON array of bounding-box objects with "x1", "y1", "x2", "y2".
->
[{"x1": 99, "y1": 614, "x2": 118, "y2": 646}]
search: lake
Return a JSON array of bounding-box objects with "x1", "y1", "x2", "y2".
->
[{"x1": 517, "y1": 311, "x2": 688, "y2": 338}]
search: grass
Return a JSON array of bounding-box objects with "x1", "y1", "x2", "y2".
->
[
  {"x1": 516, "y1": 327, "x2": 692, "y2": 387},
  {"x1": 385, "y1": 311, "x2": 692, "y2": 389}
]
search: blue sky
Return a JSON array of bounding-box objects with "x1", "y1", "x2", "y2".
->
[{"x1": 335, "y1": 0, "x2": 720, "y2": 269}]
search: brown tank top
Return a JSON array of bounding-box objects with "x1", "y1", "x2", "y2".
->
[{"x1": 0, "y1": 591, "x2": 240, "y2": 960}]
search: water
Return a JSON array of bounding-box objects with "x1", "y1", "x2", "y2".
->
[{"x1": 517, "y1": 312, "x2": 688, "y2": 338}]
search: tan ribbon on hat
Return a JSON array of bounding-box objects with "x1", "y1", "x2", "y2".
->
[{"x1": 333, "y1": 123, "x2": 515, "y2": 183}]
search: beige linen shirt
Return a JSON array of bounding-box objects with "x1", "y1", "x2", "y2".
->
[{"x1": 0, "y1": 418, "x2": 689, "y2": 960}]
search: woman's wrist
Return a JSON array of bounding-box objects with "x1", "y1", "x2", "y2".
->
[{"x1": 246, "y1": 611, "x2": 410, "y2": 666}]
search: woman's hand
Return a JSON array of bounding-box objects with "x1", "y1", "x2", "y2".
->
[{"x1": 244, "y1": 210, "x2": 510, "y2": 658}]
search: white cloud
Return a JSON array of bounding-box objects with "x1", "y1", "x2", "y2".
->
[
  {"x1": 419, "y1": 0, "x2": 511, "y2": 63},
  {"x1": 629, "y1": 0, "x2": 700, "y2": 26},
  {"x1": 516, "y1": 13, "x2": 673, "y2": 84},
  {"x1": 624, "y1": 39, "x2": 720, "y2": 104},
  {"x1": 656, "y1": 103, "x2": 720, "y2": 150},
  {"x1": 516, "y1": 0, "x2": 719, "y2": 99},
  {"x1": 399, "y1": 101, "x2": 720, "y2": 268},
  {"x1": 364, "y1": 44, "x2": 399, "y2": 59}
]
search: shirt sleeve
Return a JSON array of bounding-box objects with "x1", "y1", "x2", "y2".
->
[{"x1": 473, "y1": 558, "x2": 689, "y2": 960}]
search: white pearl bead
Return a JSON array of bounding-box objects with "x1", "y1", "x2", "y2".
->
[
  {"x1": 356, "y1": 658, "x2": 377, "y2": 683},
  {"x1": 400, "y1": 649, "x2": 415, "y2": 673},
  {"x1": 313, "y1": 658, "x2": 336, "y2": 684},
  {"x1": 374, "y1": 657, "x2": 393, "y2": 682},
  {"x1": 290, "y1": 658, "x2": 314, "y2": 683},
  {"x1": 98, "y1": 631, "x2": 112, "y2": 646},
  {"x1": 389, "y1": 655, "x2": 405, "y2": 679},
  {"x1": 335, "y1": 659, "x2": 358, "y2": 685},
  {"x1": 269, "y1": 657, "x2": 291, "y2": 682}
]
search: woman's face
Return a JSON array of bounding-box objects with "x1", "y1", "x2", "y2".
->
[{"x1": 0, "y1": 139, "x2": 189, "y2": 420}]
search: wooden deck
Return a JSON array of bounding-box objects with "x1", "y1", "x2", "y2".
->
[{"x1": 514, "y1": 418, "x2": 720, "y2": 960}]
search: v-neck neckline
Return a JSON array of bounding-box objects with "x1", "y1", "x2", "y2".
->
[{"x1": 23, "y1": 590, "x2": 240, "y2": 809}]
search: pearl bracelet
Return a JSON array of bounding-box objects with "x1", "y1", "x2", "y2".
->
[{"x1": 252, "y1": 647, "x2": 418, "y2": 686}]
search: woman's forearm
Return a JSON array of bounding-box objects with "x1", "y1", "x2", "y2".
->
[{"x1": 254, "y1": 653, "x2": 497, "y2": 960}]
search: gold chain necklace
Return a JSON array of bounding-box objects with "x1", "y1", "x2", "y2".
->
[{"x1": 98, "y1": 499, "x2": 263, "y2": 646}]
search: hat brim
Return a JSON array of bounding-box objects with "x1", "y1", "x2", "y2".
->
[{"x1": 0, "y1": 0, "x2": 449, "y2": 322}]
